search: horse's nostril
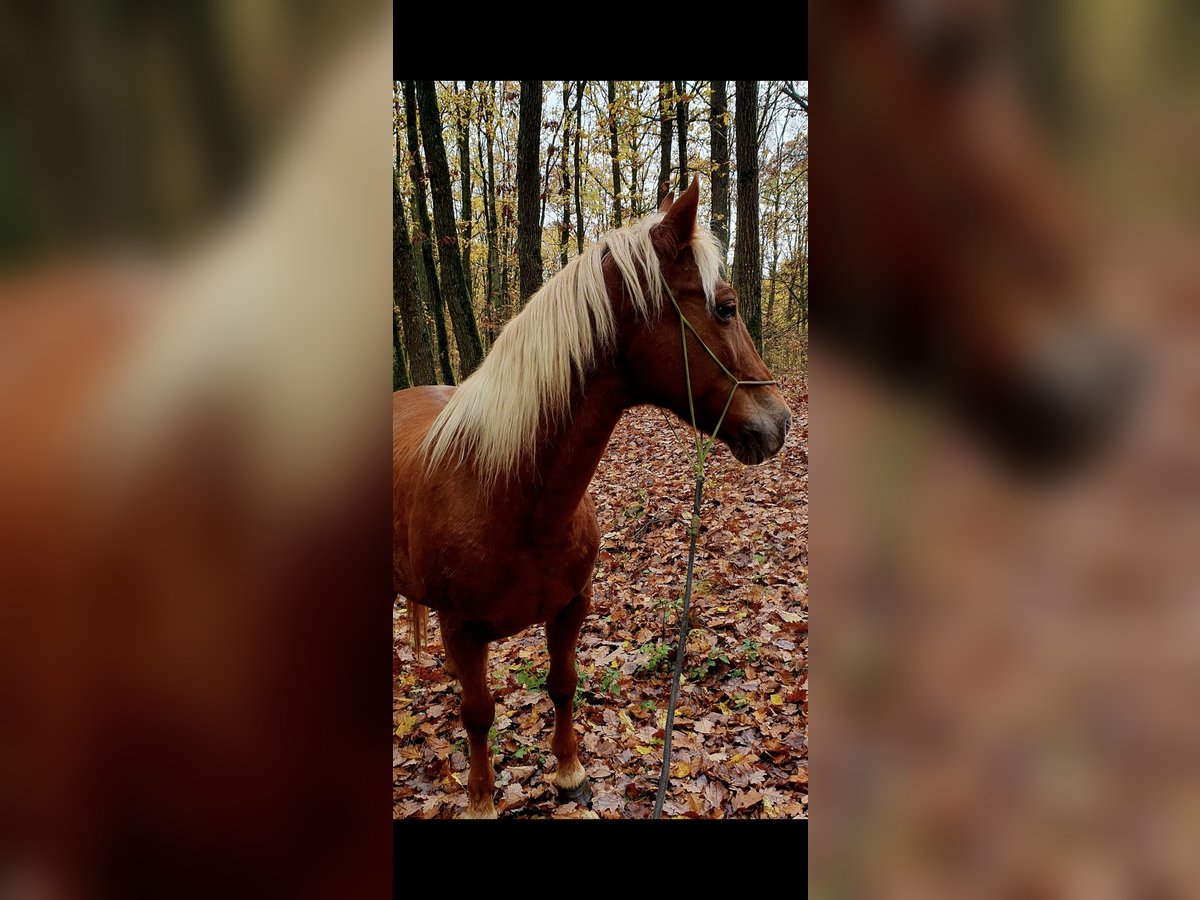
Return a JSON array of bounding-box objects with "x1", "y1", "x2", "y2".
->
[{"x1": 775, "y1": 409, "x2": 793, "y2": 440}]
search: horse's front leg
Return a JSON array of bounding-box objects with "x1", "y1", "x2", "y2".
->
[
  {"x1": 446, "y1": 626, "x2": 496, "y2": 818},
  {"x1": 546, "y1": 590, "x2": 592, "y2": 807}
]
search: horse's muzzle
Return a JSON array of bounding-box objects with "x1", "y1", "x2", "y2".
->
[{"x1": 730, "y1": 404, "x2": 793, "y2": 465}]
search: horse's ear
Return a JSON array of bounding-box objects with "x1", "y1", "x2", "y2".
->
[
  {"x1": 659, "y1": 178, "x2": 700, "y2": 252},
  {"x1": 657, "y1": 190, "x2": 675, "y2": 214}
]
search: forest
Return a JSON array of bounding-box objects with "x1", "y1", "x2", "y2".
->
[
  {"x1": 394, "y1": 80, "x2": 809, "y2": 819},
  {"x1": 393, "y1": 80, "x2": 808, "y2": 389}
]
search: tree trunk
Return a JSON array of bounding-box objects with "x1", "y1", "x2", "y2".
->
[
  {"x1": 500, "y1": 88, "x2": 513, "y2": 325},
  {"x1": 675, "y1": 80, "x2": 689, "y2": 191},
  {"x1": 481, "y1": 81, "x2": 501, "y2": 347},
  {"x1": 402, "y1": 81, "x2": 454, "y2": 385},
  {"x1": 539, "y1": 136, "x2": 554, "y2": 234},
  {"x1": 607, "y1": 81, "x2": 622, "y2": 228},
  {"x1": 657, "y1": 81, "x2": 673, "y2": 206},
  {"x1": 393, "y1": 188, "x2": 410, "y2": 392},
  {"x1": 767, "y1": 248, "x2": 778, "y2": 333},
  {"x1": 766, "y1": 130, "x2": 785, "y2": 331},
  {"x1": 733, "y1": 81, "x2": 762, "y2": 353},
  {"x1": 784, "y1": 235, "x2": 798, "y2": 324},
  {"x1": 416, "y1": 81, "x2": 485, "y2": 378},
  {"x1": 799, "y1": 210, "x2": 808, "y2": 331},
  {"x1": 574, "y1": 81, "x2": 585, "y2": 253},
  {"x1": 395, "y1": 181, "x2": 438, "y2": 386},
  {"x1": 709, "y1": 80, "x2": 730, "y2": 257},
  {"x1": 457, "y1": 81, "x2": 474, "y2": 303},
  {"x1": 516, "y1": 80, "x2": 543, "y2": 305},
  {"x1": 628, "y1": 85, "x2": 643, "y2": 218},
  {"x1": 394, "y1": 314, "x2": 410, "y2": 390},
  {"x1": 559, "y1": 81, "x2": 571, "y2": 269}
]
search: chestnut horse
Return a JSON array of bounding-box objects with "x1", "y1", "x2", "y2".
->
[{"x1": 393, "y1": 180, "x2": 792, "y2": 818}]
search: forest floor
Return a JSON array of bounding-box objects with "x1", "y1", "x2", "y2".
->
[{"x1": 393, "y1": 372, "x2": 808, "y2": 818}]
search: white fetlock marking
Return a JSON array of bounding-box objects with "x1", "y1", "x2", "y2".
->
[
  {"x1": 553, "y1": 758, "x2": 587, "y2": 790},
  {"x1": 460, "y1": 800, "x2": 497, "y2": 819}
]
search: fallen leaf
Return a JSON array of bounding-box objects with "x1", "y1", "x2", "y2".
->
[
  {"x1": 501, "y1": 783, "x2": 525, "y2": 807},
  {"x1": 592, "y1": 793, "x2": 622, "y2": 815},
  {"x1": 704, "y1": 781, "x2": 728, "y2": 809},
  {"x1": 731, "y1": 789, "x2": 764, "y2": 811}
]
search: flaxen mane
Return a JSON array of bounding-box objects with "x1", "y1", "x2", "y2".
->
[{"x1": 421, "y1": 210, "x2": 724, "y2": 487}]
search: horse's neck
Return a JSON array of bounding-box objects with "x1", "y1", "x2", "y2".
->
[{"x1": 524, "y1": 368, "x2": 628, "y2": 537}]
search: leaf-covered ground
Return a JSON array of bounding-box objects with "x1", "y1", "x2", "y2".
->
[{"x1": 394, "y1": 374, "x2": 808, "y2": 818}]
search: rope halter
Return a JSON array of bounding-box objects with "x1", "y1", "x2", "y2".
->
[{"x1": 659, "y1": 274, "x2": 778, "y2": 472}]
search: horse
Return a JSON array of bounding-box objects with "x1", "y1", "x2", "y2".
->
[{"x1": 393, "y1": 179, "x2": 793, "y2": 818}]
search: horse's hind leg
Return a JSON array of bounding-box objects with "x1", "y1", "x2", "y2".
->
[
  {"x1": 446, "y1": 627, "x2": 496, "y2": 818},
  {"x1": 435, "y1": 610, "x2": 459, "y2": 680},
  {"x1": 546, "y1": 590, "x2": 593, "y2": 808}
]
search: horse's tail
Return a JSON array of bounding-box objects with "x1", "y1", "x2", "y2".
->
[{"x1": 408, "y1": 601, "x2": 427, "y2": 661}]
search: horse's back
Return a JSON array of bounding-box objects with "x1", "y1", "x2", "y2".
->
[
  {"x1": 394, "y1": 383, "x2": 454, "y2": 416},
  {"x1": 393, "y1": 384, "x2": 454, "y2": 453}
]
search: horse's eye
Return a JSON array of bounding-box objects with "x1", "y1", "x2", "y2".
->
[{"x1": 717, "y1": 303, "x2": 737, "y2": 321}]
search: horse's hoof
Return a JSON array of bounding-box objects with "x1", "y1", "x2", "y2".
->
[{"x1": 557, "y1": 779, "x2": 592, "y2": 808}]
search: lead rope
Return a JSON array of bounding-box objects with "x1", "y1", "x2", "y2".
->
[{"x1": 652, "y1": 277, "x2": 776, "y2": 819}]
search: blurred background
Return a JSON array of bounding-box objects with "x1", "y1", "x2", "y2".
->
[
  {"x1": 0, "y1": 0, "x2": 376, "y2": 259},
  {"x1": 813, "y1": 0, "x2": 1200, "y2": 895},
  {"x1": 0, "y1": 2, "x2": 391, "y2": 897}
]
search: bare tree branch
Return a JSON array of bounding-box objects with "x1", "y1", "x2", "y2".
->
[{"x1": 782, "y1": 81, "x2": 809, "y2": 113}]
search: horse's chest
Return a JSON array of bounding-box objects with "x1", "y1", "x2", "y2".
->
[{"x1": 423, "y1": 523, "x2": 595, "y2": 633}]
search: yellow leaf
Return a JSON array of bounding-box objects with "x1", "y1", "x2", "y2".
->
[
  {"x1": 635, "y1": 745, "x2": 653, "y2": 755},
  {"x1": 395, "y1": 714, "x2": 418, "y2": 736},
  {"x1": 779, "y1": 611, "x2": 803, "y2": 623},
  {"x1": 672, "y1": 761, "x2": 690, "y2": 778},
  {"x1": 770, "y1": 693, "x2": 784, "y2": 705}
]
